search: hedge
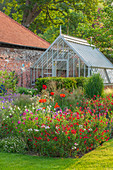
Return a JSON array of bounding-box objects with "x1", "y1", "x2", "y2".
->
[{"x1": 35, "y1": 77, "x2": 87, "y2": 92}]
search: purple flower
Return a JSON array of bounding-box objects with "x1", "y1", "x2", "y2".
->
[{"x1": 2, "y1": 106, "x2": 5, "y2": 109}]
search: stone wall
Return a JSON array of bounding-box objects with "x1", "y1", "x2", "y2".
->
[{"x1": 0, "y1": 47, "x2": 44, "y2": 87}]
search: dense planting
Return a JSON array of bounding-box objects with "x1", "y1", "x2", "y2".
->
[{"x1": 0, "y1": 85, "x2": 113, "y2": 157}]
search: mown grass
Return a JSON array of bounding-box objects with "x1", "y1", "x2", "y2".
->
[{"x1": 0, "y1": 139, "x2": 113, "y2": 170}]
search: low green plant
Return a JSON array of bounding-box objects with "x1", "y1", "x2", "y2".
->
[
  {"x1": 17, "y1": 87, "x2": 37, "y2": 96},
  {"x1": 83, "y1": 73, "x2": 104, "y2": 98},
  {"x1": 13, "y1": 94, "x2": 36, "y2": 109},
  {"x1": 0, "y1": 136, "x2": 26, "y2": 153}
]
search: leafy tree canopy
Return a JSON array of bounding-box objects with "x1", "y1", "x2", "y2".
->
[
  {"x1": 1, "y1": 0, "x2": 99, "y2": 34},
  {"x1": 76, "y1": 1, "x2": 113, "y2": 62}
]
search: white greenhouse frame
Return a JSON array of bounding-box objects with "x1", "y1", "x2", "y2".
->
[{"x1": 31, "y1": 34, "x2": 113, "y2": 85}]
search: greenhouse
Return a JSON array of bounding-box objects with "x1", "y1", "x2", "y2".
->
[{"x1": 31, "y1": 34, "x2": 113, "y2": 85}]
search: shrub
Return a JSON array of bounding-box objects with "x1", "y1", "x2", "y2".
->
[
  {"x1": 83, "y1": 74, "x2": 104, "y2": 98},
  {"x1": 35, "y1": 77, "x2": 77, "y2": 92}
]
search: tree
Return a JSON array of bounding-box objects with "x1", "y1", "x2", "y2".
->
[
  {"x1": 76, "y1": 2, "x2": 113, "y2": 62},
  {"x1": 1, "y1": 0, "x2": 99, "y2": 33},
  {"x1": 39, "y1": 10, "x2": 88, "y2": 43}
]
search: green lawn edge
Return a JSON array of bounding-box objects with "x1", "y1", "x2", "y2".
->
[{"x1": 0, "y1": 139, "x2": 113, "y2": 170}]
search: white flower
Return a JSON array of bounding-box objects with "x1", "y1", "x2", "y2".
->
[
  {"x1": 28, "y1": 128, "x2": 33, "y2": 131},
  {"x1": 34, "y1": 129, "x2": 39, "y2": 132},
  {"x1": 74, "y1": 143, "x2": 78, "y2": 146},
  {"x1": 79, "y1": 125, "x2": 83, "y2": 128},
  {"x1": 45, "y1": 126, "x2": 50, "y2": 129},
  {"x1": 72, "y1": 146, "x2": 76, "y2": 150},
  {"x1": 18, "y1": 107, "x2": 20, "y2": 110},
  {"x1": 9, "y1": 107, "x2": 12, "y2": 110},
  {"x1": 88, "y1": 128, "x2": 92, "y2": 131},
  {"x1": 41, "y1": 125, "x2": 45, "y2": 128}
]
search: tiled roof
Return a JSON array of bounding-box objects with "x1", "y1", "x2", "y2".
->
[{"x1": 0, "y1": 11, "x2": 50, "y2": 49}]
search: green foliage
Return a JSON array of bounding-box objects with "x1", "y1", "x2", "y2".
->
[
  {"x1": 0, "y1": 70, "x2": 18, "y2": 95},
  {"x1": 74, "y1": 77, "x2": 87, "y2": 87},
  {"x1": 35, "y1": 77, "x2": 77, "y2": 92},
  {"x1": 1, "y1": 138, "x2": 113, "y2": 169},
  {"x1": 0, "y1": 136, "x2": 26, "y2": 153},
  {"x1": 13, "y1": 94, "x2": 36, "y2": 109},
  {"x1": 77, "y1": 3, "x2": 113, "y2": 62},
  {"x1": 84, "y1": 73, "x2": 104, "y2": 98},
  {"x1": 1, "y1": 0, "x2": 99, "y2": 35},
  {"x1": 53, "y1": 87, "x2": 85, "y2": 110},
  {"x1": 17, "y1": 87, "x2": 37, "y2": 96}
]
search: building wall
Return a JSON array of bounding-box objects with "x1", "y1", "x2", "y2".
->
[{"x1": 0, "y1": 47, "x2": 44, "y2": 87}]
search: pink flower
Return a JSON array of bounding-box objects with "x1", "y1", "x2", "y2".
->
[
  {"x1": 30, "y1": 112, "x2": 33, "y2": 115},
  {"x1": 18, "y1": 121, "x2": 21, "y2": 124},
  {"x1": 23, "y1": 112, "x2": 26, "y2": 116},
  {"x1": 35, "y1": 117, "x2": 38, "y2": 120}
]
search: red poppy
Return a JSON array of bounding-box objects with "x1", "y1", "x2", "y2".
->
[
  {"x1": 54, "y1": 102, "x2": 60, "y2": 108},
  {"x1": 50, "y1": 92, "x2": 54, "y2": 95},
  {"x1": 39, "y1": 99, "x2": 47, "y2": 103},
  {"x1": 60, "y1": 94, "x2": 66, "y2": 97},
  {"x1": 42, "y1": 85, "x2": 47, "y2": 89}
]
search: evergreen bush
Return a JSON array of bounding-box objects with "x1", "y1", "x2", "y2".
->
[
  {"x1": 75, "y1": 77, "x2": 87, "y2": 87},
  {"x1": 83, "y1": 73, "x2": 104, "y2": 98}
]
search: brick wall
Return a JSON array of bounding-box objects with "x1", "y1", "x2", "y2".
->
[{"x1": 0, "y1": 47, "x2": 44, "y2": 87}]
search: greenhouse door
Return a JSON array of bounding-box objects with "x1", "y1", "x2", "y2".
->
[{"x1": 52, "y1": 59, "x2": 69, "y2": 77}]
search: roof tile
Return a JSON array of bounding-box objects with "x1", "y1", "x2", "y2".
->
[{"x1": 0, "y1": 11, "x2": 50, "y2": 49}]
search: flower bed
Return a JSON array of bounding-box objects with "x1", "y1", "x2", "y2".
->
[{"x1": 0, "y1": 88, "x2": 113, "y2": 157}]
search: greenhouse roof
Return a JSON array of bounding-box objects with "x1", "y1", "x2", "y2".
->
[{"x1": 62, "y1": 34, "x2": 113, "y2": 69}]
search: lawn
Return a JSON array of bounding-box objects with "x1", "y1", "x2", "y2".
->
[{"x1": 0, "y1": 138, "x2": 113, "y2": 170}]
